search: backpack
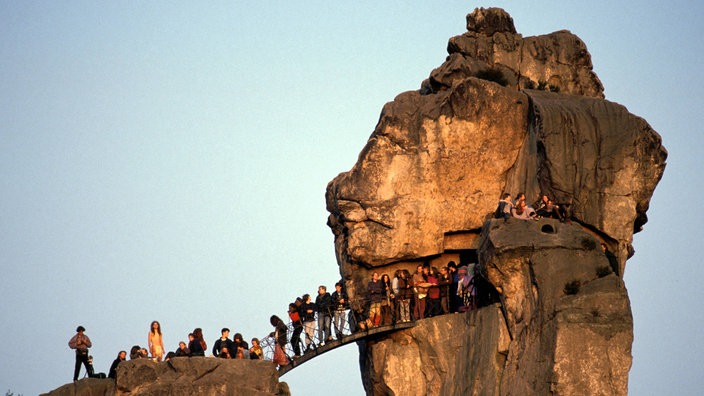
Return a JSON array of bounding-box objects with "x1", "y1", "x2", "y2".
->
[
  {"x1": 288, "y1": 310, "x2": 300, "y2": 323},
  {"x1": 494, "y1": 201, "x2": 507, "y2": 219}
]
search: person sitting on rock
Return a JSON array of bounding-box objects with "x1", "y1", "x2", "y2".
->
[
  {"x1": 232, "y1": 333, "x2": 250, "y2": 359},
  {"x1": 108, "y1": 350, "x2": 126, "y2": 380},
  {"x1": 301, "y1": 294, "x2": 317, "y2": 352},
  {"x1": 129, "y1": 345, "x2": 141, "y2": 360},
  {"x1": 534, "y1": 194, "x2": 564, "y2": 220},
  {"x1": 218, "y1": 346, "x2": 232, "y2": 359},
  {"x1": 249, "y1": 338, "x2": 263, "y2": 360},
  {"x1": 494, "y1": 193, "x2": 513, "y2": 220},
  {"x1": 513, "y1": 200, "x2": 536, "y2": 220},
  {"x1": 174, "y1": 341, "x2": 190, "y2": 357}
]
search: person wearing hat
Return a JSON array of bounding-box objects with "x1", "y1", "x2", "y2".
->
[{"x1": 68, "y1": 325, "x2": 92, "y2": 381}]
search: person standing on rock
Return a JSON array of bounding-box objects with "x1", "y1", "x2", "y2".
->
[
  {"x1": 68, "y1": 325, "x2": 92, "y2": 381},
  {"x1": 148, "y1": 320, "x2": 165, "y2": 361}
]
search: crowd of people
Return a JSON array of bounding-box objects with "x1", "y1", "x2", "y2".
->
[
  {"x1": 68, "y1": 321, "x2": 270, "y2": 381},
  {"x1": 281, "y1": 262, "x2": 486, "y2": 360},
  {"x1": 67, "y1": 192, "x2": 575, "y2": 381},
  {"x1": 495, "y1": 192, "x2": 568, "y2": 221}
]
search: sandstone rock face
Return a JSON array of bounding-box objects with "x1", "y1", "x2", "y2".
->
[
  {"x1": 360, "y1": 305, "x2": 510, "y2": 396},
  {"x1": 433, "y1": 7, "x2": 604, "y2": 98},
  {"x1": 480, "y1": 219, "x2": 633, "y2": 395},
  {"x1": 42, "y1": 358, "x2": 289, "y2": 396},
  {"x1": 326, "y1": 6, "x2": 666, "y2": 306},
  {"x1": 325, "y1": 6, "x2": 666, "y2": 396}
]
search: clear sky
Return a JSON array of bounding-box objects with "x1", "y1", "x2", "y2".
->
[{"x1": 1, "y1": 1, "x2": 701, "y2": 395}]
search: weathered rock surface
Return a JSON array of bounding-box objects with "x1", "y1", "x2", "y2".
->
[
  {"x1": 326, "y1": 6, "x2": 666, "y2": 305},
  {"x1": 42, "y1": 358, "x2": 290, "y2": 396},
  {"x1": 430, "y1": 7, "x2": 604, "y2": 98},
  {"x1": 480, "y1": 219, "x2": 633, "y2": 395},
  {"x1": 360, "y1": 305, "x2": 510, "y2": 396},
  {"x1": 326, "y1": 6, "x2": 666, "y2": 396}
]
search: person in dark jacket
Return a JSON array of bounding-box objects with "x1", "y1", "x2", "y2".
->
[
  {"x1": 331, "y1": 282, "x2": 349, "y2": 339},
  {"x1": 438, "y1": 266, "x2": 452, "y2": 314},
  {"x1": 232, "y1": 333, "x2": 249, "y2": 359},
  {"x1": 108, "y1": 351, "x2": 126, "y2": 379},
  {"x1": 301, "y1": 294, "x2": 317, "y2": 352},
  {"x1": 288, "y1": 300, "x2": 304, "y2": 357},
  {"x1": 212, "y1": 328, "x2": 234, "y2": 357},
  {"x1": 315, "y1": 285, "x2": 333, "y2": 344},
  {"x1": 174, "y1": 341, "x2": 190, "y2": 357},
  {"x1": 270, "y1": 315, "x2": 289, "y2": 367},
  {"x1": 189, "y1": 328, "x2": 206, "y2": 357}
]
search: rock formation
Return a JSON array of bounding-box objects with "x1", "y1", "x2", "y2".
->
[
  {"x1": 326, "y1": 7, "x2": 666, "y2": 396},
  {"x1": 42, "y1": 358, "x2": 290, "y2": 396}
]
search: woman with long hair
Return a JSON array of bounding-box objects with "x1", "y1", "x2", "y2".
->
[
  {"x1": 189, "y1": 328, "x2": 207, "y2": 357},
  {"x1": 270, "y1": 315, "x2": 289, "y2": 367},
  {"x1": 380, "y1": 273, "x2": 394, "y2": 325},
  {"x1": 148, "y1": 321, "x2": 165, "y2": 361}
]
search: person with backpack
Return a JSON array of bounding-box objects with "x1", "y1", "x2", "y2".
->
[
  {"x1": 288, "y1": 299, "x2": 304, "y2": 357},
  {"x1": 494, "y1": 193, "x2": 513, "y2": 220},
  {"x1": 68, "y1": 325, "x2": 92, "y2": 381}
]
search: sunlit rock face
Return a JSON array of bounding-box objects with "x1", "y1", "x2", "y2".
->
[{"x1": 326, "y1": 6, "x2": 666, "y2": 396}]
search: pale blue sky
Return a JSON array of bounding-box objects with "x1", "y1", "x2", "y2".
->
[{"x1": 1, "y1": 2, "x2": 701, "y2": 395}]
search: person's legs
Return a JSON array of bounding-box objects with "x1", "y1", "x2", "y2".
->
[
  {"x1": 291, "y1": 326, "x2": 302, "y2": 356},
  {"x1": 317, "y1": 314, "x2": 325, "y2": 343},
  {"x1": 333, "y1": 310, "x2": 345, "y2": 338},
  {"x1": 73, "y1": 354, "x2": 82, "y2": 381},
  {"x1": 304, "y1": 321, "x2": 315, "y2": 349},
  {"x1": 323, "y1": 315, "x2": 332, "y2": 340}
]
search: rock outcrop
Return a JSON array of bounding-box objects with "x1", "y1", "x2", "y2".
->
[
  {"x1": 326, "y1": 7, "x2": 666, "y2": 396},
  {"x1": 43, "y1": 358, "x2": 290, "y2": 396}
]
